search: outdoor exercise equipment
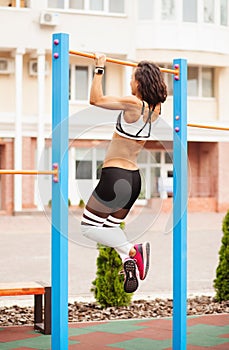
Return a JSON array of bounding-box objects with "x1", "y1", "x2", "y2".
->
[{"x1": 53, "y1": 33, "x2": 187, "y2": 350}]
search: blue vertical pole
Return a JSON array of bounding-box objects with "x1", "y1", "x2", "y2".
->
[
  {"x1": 52, "y1": 33, "x2": 69, "y2": 350},
  {"x1": 173, "y1": 58, "x2": 188, "y2": 350}
]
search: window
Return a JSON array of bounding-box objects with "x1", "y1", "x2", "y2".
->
[
  {"x1": 149, "y1": 151, "x2": 161, "y2": 164},
  {"x1": 48, "y1": 0, "x2": 64, "y2": 8},
  {"x1": 187, "y1": 67, "x2": 214, "y2": 98},
  {"x1": 137, "y1": 150, "x2": 173, "y2": 199},
  {"x1": 76, "y1": 160, "x2": 92, "y2": 179},
  {"x1": 96, "y1": 148, "x2": 106, "y2": 179},
  {"x1": 48, "y1": 0, "x2": 124, "y2": 13},
  {"x1": 75, "y1": 148, "x2": 92, "y2": 179},
  {"x1": 138, "y1": 0, "x2": 153, "y2": 20},
  {"x1": 90, "y1": 0, "x2": 103, "y2": 11},
  {"x1": 162, "y1": 64, "x2": 214, "y2": 98},
  {"x1": 188, "y1": 67, "x2": 199, "y2": 97},
  {"x1": 204, "y1": 0, "x2": 215, "y2": 23},
  {"x1": 160, "y1": 64, "x2": 173, "y2": 96},
  {"x1": 183, "y1": 0, "x2": 197, "y2": 22},
  {"x1": 220, "y1": 0, "x2": 228, "y2": 25},
  {"x1": 162, "y1": 0, "x2": 175, "y2": 20},
  {"x1": 75, "y1": 146, "x2": 106, "y2": 180},
  {"x1": 150, "y1": 167, "x2": 161, "y2": 197},
  {"x1": 109, "y1": 0, "x2": 124, "y2": 13},
  {"x1": 69, "y1": 0, "x2": 84, "y2": 9},
  {"x1": 202, "y1": 68, "x2": 214, "y2": 97},
  {"x1": 69, "y1": 65, "x2": 106, "y2": 101},
  {"x1": 75, "y1": 66, "x2": 88, "y2": 100},
  {"x1": 0, "y1": 0, "x2": 29, "y2": 7},
  {"x1": 165, "y1": 151, "x2": 173, "y2": 164}
]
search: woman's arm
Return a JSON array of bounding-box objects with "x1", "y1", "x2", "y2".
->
[{"x1": 90, "y1": 53, "x2": 137, "y2": 110}]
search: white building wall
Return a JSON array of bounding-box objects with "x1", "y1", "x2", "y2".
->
[{"x1": 0, "y1": 0, "x2": 229, "y2": 211}]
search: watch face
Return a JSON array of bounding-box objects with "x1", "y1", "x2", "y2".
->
[{"x1": 95, "y1": 67, "x2": 104, "y2": 75}]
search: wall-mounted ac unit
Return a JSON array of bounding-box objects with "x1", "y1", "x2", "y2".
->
[
  {"x1": 40, "y1": 12, "x2": 59, "y2": 26},
  {"x1": 29, "y1": 60, "x2": 49, "y2": 76},
  {"x1": 0, "y1": 58, "x2": 14, "y2": 74}
]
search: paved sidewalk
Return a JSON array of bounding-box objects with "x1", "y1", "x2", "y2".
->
[
  {"x1": 0, "y1": 209, "x2": 228, "y2": 349},
  {"x1": 0, "y1": 208, "x2": 226, "y2": 304},
  {"x1": 0, "y1": 314, "x2": 229, "y2": 349}
]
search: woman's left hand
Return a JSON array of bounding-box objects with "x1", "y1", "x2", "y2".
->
[{"x1": 94, "y1": 53, "x2": 106, "y2": 67}]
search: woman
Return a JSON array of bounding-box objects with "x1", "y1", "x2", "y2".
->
[{"x1": 81, "y1": 53, "x2": 167, "y2": 293}]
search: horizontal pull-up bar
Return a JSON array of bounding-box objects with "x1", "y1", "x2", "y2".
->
[
  {"x1": 0, "y1": 170, "x2": 56, "y2": 175},
  {"x1": 0, "y1": 163, "x2": 59, "y2": 182},
  {"x1": 69, "y1": 49, "x2": 179, "y2": 75},
  {"x1": 187, "y1": 123, "x2": 229, "y2": 132}
]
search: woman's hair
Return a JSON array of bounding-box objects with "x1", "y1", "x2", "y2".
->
[{"x1": 135, "y1": 61, "x2": 167, "y2": 107}]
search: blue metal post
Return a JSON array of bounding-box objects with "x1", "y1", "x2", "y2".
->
[
  {"x1": 173, "y1": 58, "x2": 188, "y2": 350},
  {"x1": 51, "y1": 33, "x2": 69, "y2": 350}
]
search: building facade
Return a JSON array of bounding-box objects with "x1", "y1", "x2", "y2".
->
[{"x1": 0, "y1": 0, "x2": 229, "y2": 214}]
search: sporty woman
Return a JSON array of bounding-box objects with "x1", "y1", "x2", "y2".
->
[{"x1": 81, "y1": 53, "x2": 167, "y2": 293}]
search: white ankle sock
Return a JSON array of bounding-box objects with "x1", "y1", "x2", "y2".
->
[{"x1": 81, "y1": 224, "x2": 132, "y2": 262}]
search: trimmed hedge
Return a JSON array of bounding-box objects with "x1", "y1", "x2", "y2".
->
[{"x1": 214, "y1": 210, "x2": 229, "y2": 301}]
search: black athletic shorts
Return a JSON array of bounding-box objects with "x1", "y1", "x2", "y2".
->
[{"x1": 92, "y1": 167, "x2": 141, "y2": 210}]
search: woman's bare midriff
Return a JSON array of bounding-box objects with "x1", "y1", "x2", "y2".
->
[{"x1": 102, "y1": 132, "x2": 145, "y2": 170}]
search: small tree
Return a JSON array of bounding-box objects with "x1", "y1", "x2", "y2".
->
[
  {"x1": 214, "y1": 210, "x2": 229, "y2": 301},
  {"x1": 91, "y1": 244, "x2": 133, "y2": 308}
]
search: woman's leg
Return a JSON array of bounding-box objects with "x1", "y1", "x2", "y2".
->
[
  {"x1": 80, "y1": 167, "x2": 150, "y2": 287},
  {"x1": 81, "y1": 197, "x2": 133, "y2": 262}
]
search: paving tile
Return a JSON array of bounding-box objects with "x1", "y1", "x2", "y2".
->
[
  {"x1": 70, "y1": 332, "x2": 135, "y2": 349},
  {"x1": 0, "y1": 327, "x2": 39, "y2": 342},
  {"x1": 0, "y1": 314, "x2": 228, "y2": 349},
  {"x1": 187, "y1": 324, "x2": 229, "y2": 347},
  {"x1": 188, "y1": 314, "x2": 229, "y2": 327}
]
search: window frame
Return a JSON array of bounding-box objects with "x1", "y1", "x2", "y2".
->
[
  {"x1": 161, "y1": 0, "x2": 176, "y2": 21},
  {"x1": 203, "y1": 0, "x2": 215, "y2": 24},
  {"x1": 47, "y1": 0, "x2": 125, "y2": 15},
  {"x1": 69, "y1": 64, "x2": 106, "y2": 103},
  {"x1": 161, "y1": 64, "x2": 215, "y2": 98},
  {"x1": 183, "y1": 0, "x2": 197, "y2": 22},
  {"x1": 220, "y1": 0, "x2": 228, "y2": 26},
  {"x1": 69, "y1": 64, "x2": 91, "y2": 103}
]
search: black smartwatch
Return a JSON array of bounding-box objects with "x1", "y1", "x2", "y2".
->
[{"x1": 94, "y1": 67, "x2": 104, "y2": 75}]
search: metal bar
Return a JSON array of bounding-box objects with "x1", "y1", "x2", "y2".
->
[
  {"x1": 187, "y1": 123, "x2": 229, "y2": 131},
  {"x1": 0, "y1": 169, "x2": 57, "y2": 175},
  {"x1": 52, "y1": 33, "x2": 69, "y2": 350},
  {"x1": 173, "y1": 59, "x2": 188, "y2": 350},
  {"x1": 69, "y1": 49, "x2": 179, "y2": 75}
]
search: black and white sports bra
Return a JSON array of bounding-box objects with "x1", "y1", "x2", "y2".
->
[{"x1": 115, "y1": 101, "x2": 157, "y2": 140}]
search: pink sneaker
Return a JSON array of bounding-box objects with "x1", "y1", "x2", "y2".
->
[
  {"x1": 133, "y1": 242, "x2": 150, "y2": 280},
  {"x1": 123, "y1": 258, "x2": 139, "y2": 293}
]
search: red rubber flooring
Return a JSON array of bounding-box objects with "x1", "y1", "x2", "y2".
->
[{"x1": 0, "y1": 314, "x2": 229, "y2": 349}]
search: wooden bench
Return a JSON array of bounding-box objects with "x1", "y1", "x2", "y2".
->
[{"x1": 0, "y1": 282, "x2": 51, "y2": 335}]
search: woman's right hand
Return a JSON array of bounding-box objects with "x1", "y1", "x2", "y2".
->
[{"x1": 94, "y1": 53, "x2": 106, "y2": 68}]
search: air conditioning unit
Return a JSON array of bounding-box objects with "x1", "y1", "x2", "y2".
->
[
  {"x1": 0, "y1": 58, "x2": 14, "y2": 74},
  {"x1": 29, "y1": 60, "x2": 49, "y2": 76},
  {"x1": 40, "y1": 11, "x2": 59, "y2": 26}
]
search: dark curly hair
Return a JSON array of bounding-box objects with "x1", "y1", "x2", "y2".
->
[{"x1": 135, "y1": 61, "x2": 167, "y2": 107}]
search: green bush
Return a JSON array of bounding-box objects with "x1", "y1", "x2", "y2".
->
[
  {"x1": 91, "y1": 244, "x2": 132, "y2": 308},
  {"x1": 214, "y1": 210, "x2": 229, "y2": 301},
  {"x1": 78, "y1": 199, "x2": 85, "y2": 208},
  {"x1": 48, "y1": 198, "x2": 71, "y2": 207}
]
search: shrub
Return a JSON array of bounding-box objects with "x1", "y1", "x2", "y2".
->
[
  {"x1": 91, "y1": 244, "x2": 132, "y2": 308},
  {"x1": 214, "y1": 210, "x2": 229, "y2": 301},
  {"x1": 78, "y1": 199, "x2": 85, "y2": 208},
  {"x1": 48, "y1": 198, "x2": 71, "y2": 207}
]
